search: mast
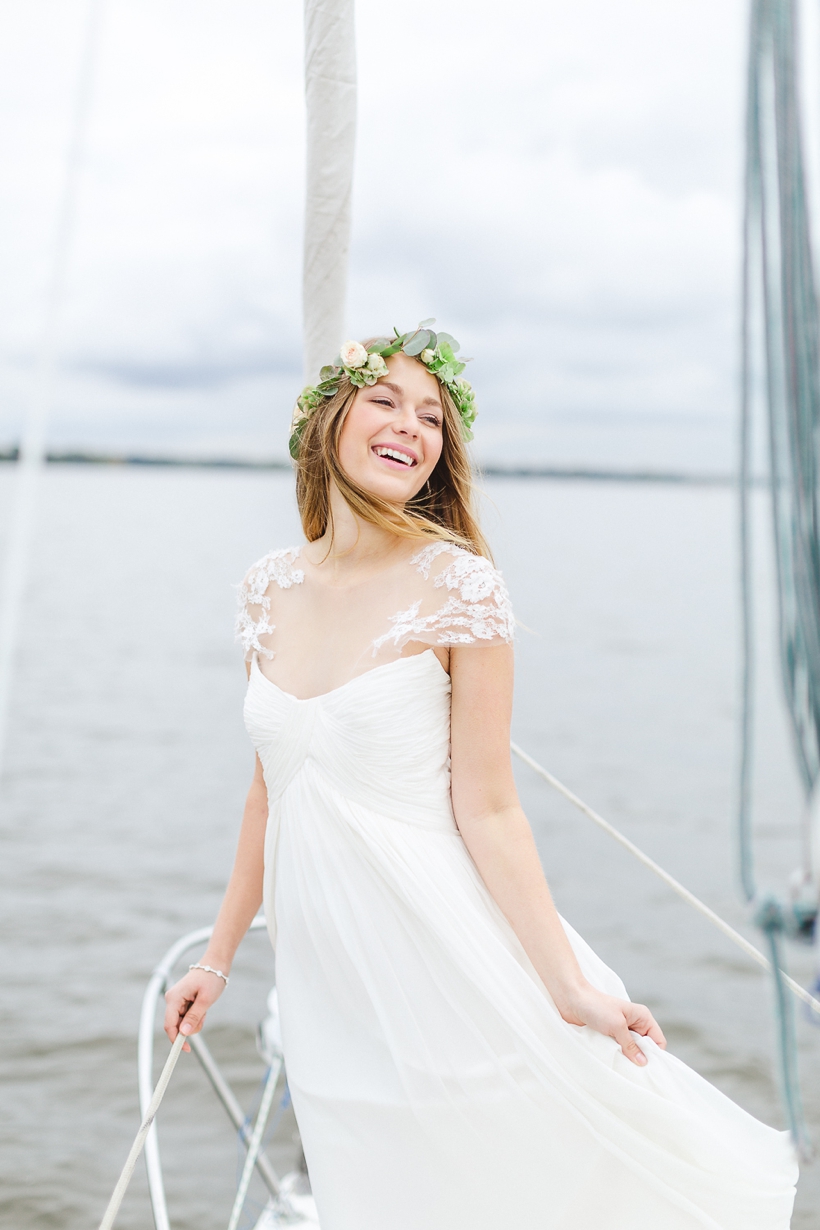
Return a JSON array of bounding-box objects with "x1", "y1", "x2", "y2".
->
[{"x1": 302, "y1": 0, "x2": 357, "y2": 385}]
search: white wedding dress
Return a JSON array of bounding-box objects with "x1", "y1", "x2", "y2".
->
[{"x1": 237, "y1": 542, "x2": 797, "y2": 1230}]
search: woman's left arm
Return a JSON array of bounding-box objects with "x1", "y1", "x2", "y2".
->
[{"x1": 449, "y1": 642, "x2": 666, "y2": 1066}]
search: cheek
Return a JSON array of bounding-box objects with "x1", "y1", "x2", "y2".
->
[
  {"x1": 339, "y1": 402, "x2": 382, "y2": 456},
  {"x1": 337, "y1": 406, "x2": 375, "y2": 471},
  {"x1": 423, "y1": 431, "x2": 444, "y2": 472}
]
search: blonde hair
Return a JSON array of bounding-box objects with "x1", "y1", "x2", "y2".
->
[{"x1": 294, "y1": 358, "x2": 490, "y2": 559}]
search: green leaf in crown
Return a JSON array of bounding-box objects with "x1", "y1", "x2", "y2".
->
[{"x1": 289, "y1": 321, "x2": 477, "y2": 457}]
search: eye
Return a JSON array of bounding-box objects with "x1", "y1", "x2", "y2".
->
[
  {"x1": 421, "y1": 413, "x2": 442, "y2": 427},
  {"x1": 372, "y1": 396, "x2": 395, "y2": 408}
]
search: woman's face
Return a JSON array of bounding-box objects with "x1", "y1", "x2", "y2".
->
[{"x1": 337, "y1": 353, "x2": 444, "y2": 504}]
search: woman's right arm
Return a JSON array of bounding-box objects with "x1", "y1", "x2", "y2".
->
[{"x1": 163, "y1": 752, "x2": 269, "y2": 1050}]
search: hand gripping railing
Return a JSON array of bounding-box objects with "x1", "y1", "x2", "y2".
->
[{"x1": 98, "y1": 915, "x2": 287, "y2": 1230}]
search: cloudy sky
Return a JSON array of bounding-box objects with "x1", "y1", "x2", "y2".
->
[{"x1": 0, "y1": 0, "x2": 748, "y2": 465}]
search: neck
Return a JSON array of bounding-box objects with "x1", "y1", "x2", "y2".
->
[{"x1": 310, "y1": 483, "x2": 408, "y2": 572}]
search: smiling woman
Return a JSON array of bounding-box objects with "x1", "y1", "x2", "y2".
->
[
  {"x1": 293, "y1": 331, "x2": 489, "y2": 556},
  {"x1": 162, "y1": 331, "x2": 797, "y2": 1230}
]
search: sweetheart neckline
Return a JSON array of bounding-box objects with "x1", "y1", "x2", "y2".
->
[{"x1": 249, "y1": 647, "x2": 450, "y2": 704}]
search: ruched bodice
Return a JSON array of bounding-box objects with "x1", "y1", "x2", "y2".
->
[
  {"x1": 238, "y1": 545, "x2": 797, "y2": 1230},
  {"x1": 245, "y1": 651, "x2": 455, "y2": 827}
]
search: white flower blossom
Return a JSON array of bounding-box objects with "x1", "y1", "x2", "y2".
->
[
  {"x1": 420, "y1": 348, "x2": 436, "y2": 365},
  {"x1": 340, "y1": 340, "x2": 368, "y2": 369},
  {"x1": 366, "y1": 353, "x2": 389, "y2": 377}
]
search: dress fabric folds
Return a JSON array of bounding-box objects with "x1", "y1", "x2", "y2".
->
[{"x1": 238, "y1": 544, "x2": 797, "y2": 1230}]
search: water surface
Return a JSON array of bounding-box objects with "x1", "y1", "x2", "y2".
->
[{"x1": 0, "y1": 467, "x2": 817, "y2": 1227}]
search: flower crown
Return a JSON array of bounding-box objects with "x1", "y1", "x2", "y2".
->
[{"x1": 289, "y1": 320, "x2": 477, "y2": 459}]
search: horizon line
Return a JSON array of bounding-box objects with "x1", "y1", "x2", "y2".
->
[{"x1": 0, "y1": 448, "x2": 747, "y2": 486}]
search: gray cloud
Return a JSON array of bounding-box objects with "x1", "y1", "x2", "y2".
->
[{"x1": 0, "y1": 0, "x2": 748, "y2": 461}]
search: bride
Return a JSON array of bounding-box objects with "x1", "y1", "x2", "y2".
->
[{"x1": 165, "y1": 326, "x2": 797, "y2": 1228}]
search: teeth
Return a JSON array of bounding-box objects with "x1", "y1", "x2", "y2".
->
[{"x1": 374, "y1": 447, "x2": 414, "y2": 465}]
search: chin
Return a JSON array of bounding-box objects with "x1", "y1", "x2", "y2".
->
[
  {"x1": 362, "y1": 480, "x2": 417, "y2": 505},
  {"x1": 356, "y1": 477, "x2": 420, "y2": 506},
  {"x1": 352, "y1": 465, "x2": 424, "y2": 505}
]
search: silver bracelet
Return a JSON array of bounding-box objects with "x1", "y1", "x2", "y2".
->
[{"x1": 189, "y1": 962, "x2": 229, "y2": 986}]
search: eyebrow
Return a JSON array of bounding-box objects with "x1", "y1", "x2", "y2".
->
[{"x1": 380, "y1": 381, "x2": 442, "y2": 410}]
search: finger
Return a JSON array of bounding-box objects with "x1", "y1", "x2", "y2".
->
[
  {"x1": 164, "y1": 1020, "x2": 192, "y2": 1050},
  {"x1": 646, "y1": 1019, "x2": 666, "y2": 1049},
  {"x1": 179, "y1": 1004, "x2": 207, "y2": 1039},
  {"x1": 614, "y1": 1022, "x2": 647, "y2": 1066},
  {"x1": 163, "y1": 991, "x2": 193, "y2": 1041},
  {"x1": 627, "y1": 1003, "x2": 667, "y2": 1050}
]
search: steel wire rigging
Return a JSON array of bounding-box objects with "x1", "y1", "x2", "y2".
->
[{"x1": 740, "y1": 0, "x2": 820, "y2": 1158}]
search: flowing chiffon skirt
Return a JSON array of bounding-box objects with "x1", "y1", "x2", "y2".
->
[{"x1": 243, "y1": 650, "x2": 797, "y2": 1229}]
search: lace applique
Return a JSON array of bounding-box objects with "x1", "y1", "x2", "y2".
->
[
  {"x1": 373, "y1": 543, "x2": 515, "y2": 651},
  {"x1": 236, "y1": 547, "x2": 304, "y2": 660}
]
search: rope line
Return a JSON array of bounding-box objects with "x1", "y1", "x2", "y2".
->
[
  {"x1": 511, "y1": 741, "x2": 820, "y2": 1021},
  {"x1": 97, "y1": 1033, "x2": 185, "y2": 1230}
]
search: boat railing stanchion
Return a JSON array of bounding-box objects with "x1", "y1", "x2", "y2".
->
[
  {"x1": 226, "y1": 1050, "x2": 285, "y2": 1230},
  {"x1": 187, "y1": 1032, "x2": 284, "y2": 1200},
  {"x1": 136, "y1": 917, "x2": 272, "y2": 1229}
]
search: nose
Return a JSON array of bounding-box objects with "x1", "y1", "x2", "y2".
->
[{"x1": 393, "y1": 404, "x2": 419, "y2": 437}]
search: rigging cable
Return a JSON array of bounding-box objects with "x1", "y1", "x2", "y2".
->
[
  {"x1": 511, "y1": 743, "x2": 820, "y2": 1023},
  {"x1": 740, "y1": 0, "x2": 820, "y2": 1156}
]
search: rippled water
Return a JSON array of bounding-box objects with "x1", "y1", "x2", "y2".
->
[{"x1": 0, "y1": 466, "x2": 817, "y2": 1228}]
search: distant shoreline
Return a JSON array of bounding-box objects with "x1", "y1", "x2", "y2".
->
[{"x1": 0, "y1": 449, "x2": 745, "y2": 486}]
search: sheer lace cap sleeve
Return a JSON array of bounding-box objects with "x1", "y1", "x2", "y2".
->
[
  {"x1": 235, "y1": 547, "x2": 304, "y2": 662},
  {"x1": 235, "y1": 540, "x2": 513, "y2": 695},
  {"x1": 373, "y1": 542, "x2": 515, "y2": 654}
]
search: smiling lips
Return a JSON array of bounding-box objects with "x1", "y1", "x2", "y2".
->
[{"x1": 372, "y1": 445, "x2": 418, "y2": 468}]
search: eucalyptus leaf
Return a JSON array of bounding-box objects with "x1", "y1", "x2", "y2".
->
[
  {"x1": 436, "y1": 332, "x2": 459, "y2": 351},
  {"x1": 299, "y1": 321, "x2": 477, "y2": 454},
  {"x1": 404, "y1": 329, "x2": 431, "y2": 356},
  {"x1": 289, "y1": 424, "x2": 305, "y2": 459}
]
